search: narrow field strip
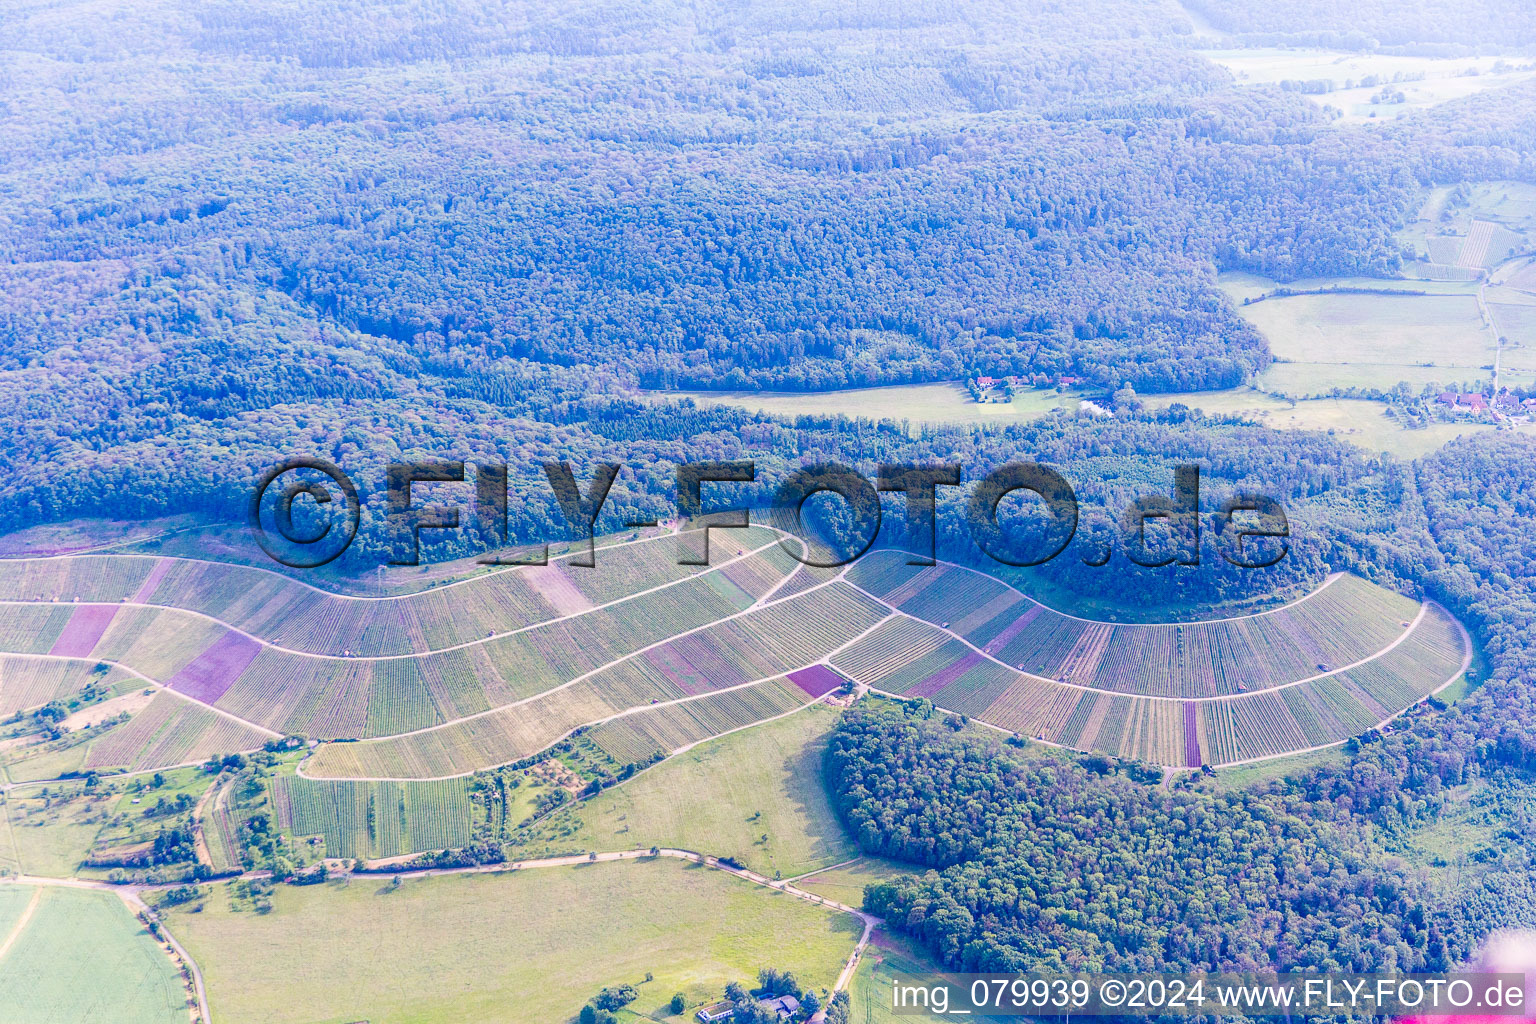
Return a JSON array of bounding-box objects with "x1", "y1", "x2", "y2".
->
[{"x1": 0, "y1": 889, "x2": 40, "y2": 962}]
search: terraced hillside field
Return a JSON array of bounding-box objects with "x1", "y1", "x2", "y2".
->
[
  {"x1": 837, "y1": 551, "x2": 1469, "y2": 767},
  {"x1": 0, "y1": 530, "x2": 1468, "y2": 780}
]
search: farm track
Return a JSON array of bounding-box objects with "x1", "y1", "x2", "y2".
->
[{"x1": 0, "y1": 888, "x2": 40, "y2": 962}]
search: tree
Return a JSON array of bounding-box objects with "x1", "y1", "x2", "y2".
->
[
  {"x1": 592, "y1": 985, "x2": 637, "y2": 1011},
  {"x1": 670, "y1": 993, "x2": 687, "y2": 1014}
]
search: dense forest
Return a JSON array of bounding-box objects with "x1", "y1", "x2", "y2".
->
[
  {"x1": 5, "y1": 0, "x2": 1536, "y2": 544},
  {"x1": 827, "y1": 432, "x2": 1536, "y2": 979}
]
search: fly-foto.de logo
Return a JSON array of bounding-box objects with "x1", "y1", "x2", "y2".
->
[{"x1": 250, "y1": 459, "x2": 1289, "y2": 572}]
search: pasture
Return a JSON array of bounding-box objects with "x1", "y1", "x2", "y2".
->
[
  {"x1": 169, "y1": 857, "x2": 859, "y2": 1024},
  {"x1": 0, "y1": 886, "x2": 188, "y2": 1024},
  {"x1": 1236, "y1": 292, "x2": 1493, "y2": 371},
  {"x1": 1, "y1": 766, "x2": 220, "y2": 878},
  {"x1": 0, "y1": 784, "x2": 111, "y2": 877},
  {"x1": 523, "y1": 705, "x2": 858, "y2": 879}
]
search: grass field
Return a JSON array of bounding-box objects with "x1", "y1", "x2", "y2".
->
[
  {"x1": 520, "y1": 705, "x2": 857, "y2": 879},
  {"x1": 170, "y1": 857, "x2": 860, "y2": 1024},
  {"x1": 844, "y1": 928, "x2": 1014, "y2": 1024},
  {"x1": 646, "y1": 383, "x2": 1085, "y2": 430},
  {"x1": 1207, "y1": 50, "x2": 1536, "y2": 122},
  {"x1": 1213, "y1": 746, "x2": 1347, "y2": 789},
  {"x1": 0, "y1": 786, "x2": 107, "y2": 877},
  {"x1": 794, "y1": 857, "x2": 917, "y2": 908},
  {"x1": 1237, "y1": 292, "x2": 1492, "y2": 370},
  {"x1": 1137, "y1": 391, "x2": 1519, "y2": 459},
  {"x1": 0, "y1": 886, "x2": 188, "y2": 1024}
]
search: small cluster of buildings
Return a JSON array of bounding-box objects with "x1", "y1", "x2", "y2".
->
[
  {"x1": 1435, "y1": 387, "x2": 1536, "y2": 420},
  {"x1": 973, "y1": 373, "x2": 1081, "y2": 392},
  {"x1": 696, "y1": 994, "x2": 802, "y2": 1022}
]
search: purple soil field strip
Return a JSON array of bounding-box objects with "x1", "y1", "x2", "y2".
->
[
  {"x1": 524, "y1": 563, "x2": 594, "y2": 616},
  {"x1": 907, "y1": 652, "x2": 982, "y2": 698},
  {"x1": 983, "y1": 605, "x2": 1043, "y2": 655},
  {"x1": 787, "y1": 664, "x2": 845, "y2": 698},
  {"x1": 132, "y1": 557, "x2": 174, "y2": 602},
  {"x1": 168, "y1": 630, "x2": 262, "y2": 704},
  {"x1": 643, "y1": 644, "x2": 714, "y2": 695},
  {"x1": 1183, "y1": 701, "x2": 1202, "y2": 768},
  {"x1": 47, "y1": 604, "x2": 119, "y2": 658}
]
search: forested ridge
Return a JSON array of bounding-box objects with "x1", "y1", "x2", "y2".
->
[
  {"x1": 827, "y1": 432, "x2": 1536, "y2": 980},
  {"x1": 6, "y1": 0, "x2": 1536, "y2": 539},
  {"x1": 1184, "y1": 0, "x2": 1536, "y2": 52}
]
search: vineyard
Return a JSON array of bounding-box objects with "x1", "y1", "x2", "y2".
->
[
  {"x1": 81, "y1": 692, "x2": 276, "y2": 773},
  {"x1": 846, "y1": 553, "x2": 1426, "y2": 696},
  {"x1": 0, "y1": 530, "x2": 1473, "y2": 777},
  {"x1": 0, "y1": 654, "x2": 132, "y2": 716},
  {"x1": 300, "y1": 581, "x2": 886, "y2": 778},
  {"x1": 586, "y1": 677, "x2": 810, "y2": 764},
  {"x1": 273, "y1": 775, "x2": 474, "y2": 860},
  {"x1": 202, "y1": 778, "x2": 247, "y2": 874},
  {"x1": 835, "y1": 553, "x2": 1470, "y2": 767}
]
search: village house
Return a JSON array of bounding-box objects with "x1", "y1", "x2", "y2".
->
[
  {"x1": 760, "y1": 994, "x2": 801, "y2": 1020},
  {"x1": 1436, "y1": 392, "x2": 1489, "y2": 413},
  {"x1": 696, "y1": 1002, "x2": 736, "y2": 1023}
]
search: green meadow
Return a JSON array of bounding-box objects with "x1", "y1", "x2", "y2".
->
[
  {"x1": 170, "y1": 857, "x2": 860, "y2": 1024},
  {"x1": 519, "y1": 705, "x2": 858, "y2": 879}
]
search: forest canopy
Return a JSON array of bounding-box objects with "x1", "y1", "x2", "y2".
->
[{"x1": 4, "y1": 0, "x2": 1536, "y2": 553}]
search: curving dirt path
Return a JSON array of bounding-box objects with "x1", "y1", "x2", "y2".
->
[{"x1": 0, "y1": 887, "x2": 40, "y2": 962}]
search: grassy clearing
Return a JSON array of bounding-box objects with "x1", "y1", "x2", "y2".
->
[
  {"x1": 517, "y1": 705, "x2": 857, "y2": 879},
  {"x1": 795, "y1": 857, "x2": 918, "y2": 908},
  {"x1": 1212, "y1": 747, "x2": 1347, "y2": 789},
  {"x1": 0, "y1": 785, "x2": 109, "y2": 877},
  {"x1": 170, "y1": 857, "x2": 859, "y2": 1024},
  {"x1": 0, "y1": 767, "x2": 218, "y2": 879},
  {"x1": 1207, "y1": 49, "x2": 1536, "y2": 123},
  {"x1": 1237, "y1": 292, "x2": 1492, "y2": 369},
  {"x1": 646, "y1": 383, "x2": 1084, "y2": 430},
  {"x1": 1379, "y1": 776, "x2": 1533, "y2": 896},
  {"x1": 1254, "y1": 400, "x2": 1521, "y2": 459},
  {"x1": 1137, "y1": 392, "x2": 1514, "y2": 459},
  {"x1": 0, "y1": 886, "x2": 187, "y2": 1024}
]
